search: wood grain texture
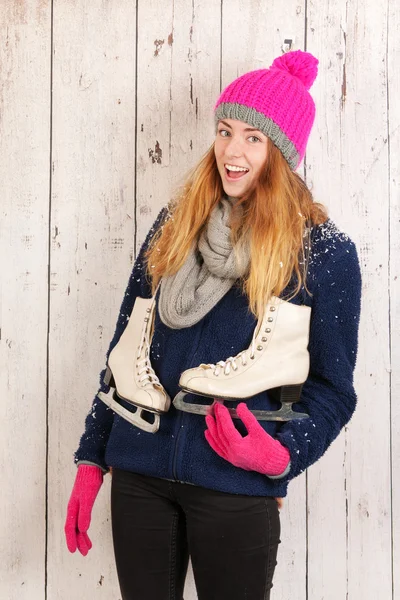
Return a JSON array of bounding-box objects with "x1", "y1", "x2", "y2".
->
[
  {"x1": 0, "y1": 1, "x2": 51, "y2": 599},
  {"x1": 47, "y1": 1, "x2": 136, "y2": 598},
  {"x1": 342, "y1": 1, "x2": 392, "y2": 597},
  {"x1": 388, "y1": 0, "x2": 400, "y2": 597},
  {"x1": 306, "y1": 0, "x2": 392, "y2": 598},
  {"x1": 135, "y1": 0, "x2": 175, "y2": 251},
  {"x1": 135, "y1": 0, "x2": 221, "y2": 252},
  {"x1": 221, "y1": 3, "x2": 308, "y2": 599},
  {"x1": 305, "y1": 1, "x2": 350, "y2": 598}
]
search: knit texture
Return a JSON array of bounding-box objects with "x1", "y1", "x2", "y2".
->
[
  {"x1": 159, "y1": 198, "x2": 250, "y2": 329},
  {"x1": 214, "y1": 50, "x2": 318, "y2": 170},
  {"x1": 205, "y1": 402, "x2": 291, "y2": 477},
  {"x1": 64, "y1": 465, "x2": 103, "y2": 556},
  {"x1": 75, "y1": 209, "x2": 361, "y2": 498}
]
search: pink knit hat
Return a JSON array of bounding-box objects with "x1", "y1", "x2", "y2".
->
[{"x1": 214, "y1": 50, "x2": 319, "y2": 170}]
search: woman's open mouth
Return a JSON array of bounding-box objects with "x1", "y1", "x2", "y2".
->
[{"x1": 225, "y1": 164, "x2": 249, "y2": 181}]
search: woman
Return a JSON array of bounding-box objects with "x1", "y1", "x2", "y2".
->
[{"x1": 65, "y1": 50, "x2": 362, "y2": 600}]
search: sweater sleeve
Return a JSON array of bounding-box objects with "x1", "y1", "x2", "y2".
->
[
  {"x1": 271, "y1": 242, "x2": 362, "y2": 482},
  {"x1": 74, "y1": 207, "x2": 168, "y2": 471}
]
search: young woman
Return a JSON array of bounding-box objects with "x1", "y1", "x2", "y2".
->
[{"x1": 65, "y1": 50, "x2": 362, "y2": 600}]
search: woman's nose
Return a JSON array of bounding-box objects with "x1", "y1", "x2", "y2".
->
[{"x1": 226, "y1": 137, "x2": 243, "y2": 158}]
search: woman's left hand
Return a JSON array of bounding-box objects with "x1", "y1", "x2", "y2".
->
[{"x1": 205, "y1": 402, "x2": 290, "y2": 477}]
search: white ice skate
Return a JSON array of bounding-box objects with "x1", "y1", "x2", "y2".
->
[
  {"x1": 97, "y1": 296, "x2": 170, "y2": 433},
  {"x1": 173, "y1": 296, "x2": 311, "y2": 421}
]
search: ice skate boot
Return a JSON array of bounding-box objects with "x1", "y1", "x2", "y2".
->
[
  {"x1": 173, "y1": 296, "x2": 311, "y2": 421},
  {"x1": 97, "y1": 296, "x2": 170, "y2": 433}
]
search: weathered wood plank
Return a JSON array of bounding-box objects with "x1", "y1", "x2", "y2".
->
[
  {"x1": 341, "y1": 1, "x2": 391, "y2": 597},
  {"x1": 135, "y1": 1, "x2": 175, "y2": 251},
  {"x1": 388, "y1": 0, "x2": 400, "y2": 597},
  {"x1": 221, "y1": 3, "x2": 308, "y2": 599},
  {"x1": 168, "y1": 0, "x2": 222, "y2": 189},
  {"x1": 135, "y1": 0, "x2": 221, "y2": 252},
  {"x1": 305, "y1": 2, "x2": 350, "y2": 598},
  {"x1": 135, "y1": 3, "x2": 221, "y2": 597},
  {"x1": 307, "y1": 0, "x2": 392, "y2": 598},
  {"x1": 47, "y1": 2, "x2": 136, "y2": 598},
  {"x1": 0, "y1": 2, "x2": 50, "y2": 599}
]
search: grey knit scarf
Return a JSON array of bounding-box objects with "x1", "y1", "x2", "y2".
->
[{"x1": 158, "y1": 198, "x2": 250, "y2": 329}]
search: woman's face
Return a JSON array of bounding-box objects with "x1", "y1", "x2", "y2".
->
[{"x1": 214, "y1": 118, "x2": 269, "y2": 198}]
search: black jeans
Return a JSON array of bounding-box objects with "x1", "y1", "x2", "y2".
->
[{"x1": 111, "y1": 469, "x2": 281, "y2": 600}]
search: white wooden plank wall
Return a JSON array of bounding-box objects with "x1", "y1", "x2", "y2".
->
[
  {"x1": 1, "y1": 1, "x2": 398, "y2": 599},
  {"x1": 389, "y1": 0, "x2": 400, "y2": 597},
  {"x1": 47, "y1": 3, "x2": 137, "y2": 598},
  {"x1": 305, "y1": 4, "x2": 349, "y2": 597},
  {"x1": 0, "y1": 2, "x2": 50, "y2": 598},
  {"x1": 307, "y1": 2, "x2": 393, "y2": 599}
]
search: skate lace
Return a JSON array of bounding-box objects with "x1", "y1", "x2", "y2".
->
[
  {"x1": 136, "y1": 310, "x2": 161, "y2": 388},
  {"x1": 209, "y1": 335, "x2": 257, "y2": 376}
]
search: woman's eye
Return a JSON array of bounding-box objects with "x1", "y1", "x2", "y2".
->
[
  {"x1": 218, "y1": 129, "x2": 229, "y2": 137},
  {"x1": 248, "y1": 135, "x2": 261, "y2": 143}
]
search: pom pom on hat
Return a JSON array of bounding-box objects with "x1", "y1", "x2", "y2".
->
[{"x1": 271, "y1": 50, "x2": 319, "y2": 91}]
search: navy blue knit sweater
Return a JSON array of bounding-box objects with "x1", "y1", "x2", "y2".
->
[{"x1": 74, "y1": 209, "x2": 362, "y2": 498}]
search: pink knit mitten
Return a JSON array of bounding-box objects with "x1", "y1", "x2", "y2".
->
[
  {"x1": 64, "y1": 465, "x2": 104, "y2": 556},
  {"x1": 205, "y1": 402, "x2": 290, "y2": 477}
]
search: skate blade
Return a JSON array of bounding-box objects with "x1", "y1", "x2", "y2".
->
[
  {"x1": 103, "y1": 365, "x2": 115, "y2": 387},
  {"x1": 97, "y1": 390, "x2": 160, "y2": 433},
  {"x1": 173, "y1": 391, "x2": 309, "y2": 422}
]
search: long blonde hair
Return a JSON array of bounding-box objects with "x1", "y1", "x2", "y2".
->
[{"x1": 146, "y1": 139, "x2": 327, "y2": 321}]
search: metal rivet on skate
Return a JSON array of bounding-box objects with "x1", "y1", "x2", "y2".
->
[
  {"x1": 265, "y1": 328, "x2": 271, "y2": 333},
  {"x1": 267, "y1": 317, "x2": 273, "y2": 322},
  {"x1": 270, "y1": 306, "x2": 276, "y2": 312},
  {"x1": 261, "y1": 336, "x2": 267, "y2": 342},
  {"x1": 257, "y1": 345, "x2": 263, "y2": 351}
]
